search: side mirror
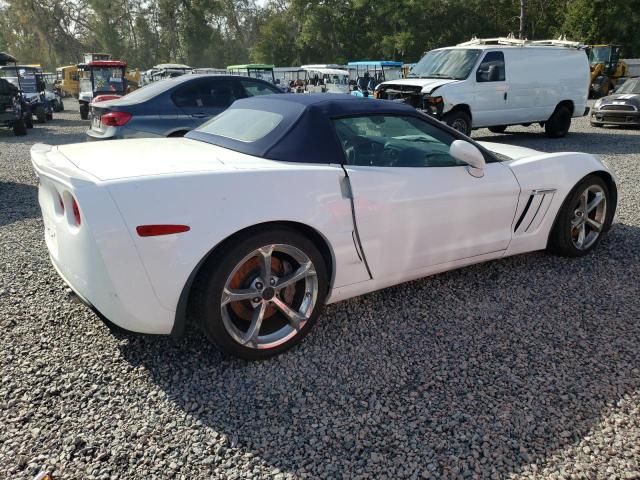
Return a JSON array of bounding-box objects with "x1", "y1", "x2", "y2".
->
[{"x1": 449, "y1": 140, "x2": 485, "y2": 177}]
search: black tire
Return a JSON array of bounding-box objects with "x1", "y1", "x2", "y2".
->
[
  {"x1": 79, "y1": 104, "x2": 89, "y2": 120},
  {"x1": 488, "y1": 125, "x2": 507, "y2": 134},
  {"x1": 545, "y1": 104, "x2": 572, "y2": 138},
  {"x1": 12, "y1": 119, "x2": 27, "y2": 136},
  {"x1": 58, "y1": 100, "x2": 65, "y2": 112},
  {"x1": 548, "y1": 174, "x2": 613, "y2": 257},
  {"x1": 46, "y1": 111, "x2": 53, "y2": 121},
  {"x1": 25, "y1": 113, "x2": 34, "y2": 129},
  {"x1": 35, "y1": 106, "x2": 47, "y2": 123},
  {"x1": 443, "y1": 110, "x2": 472, "y2": 136},
  {"x1": 191, "y1": 226, "x2": 328, "y2": 360}
]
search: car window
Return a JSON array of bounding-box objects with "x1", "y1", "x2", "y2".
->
[
  {"x1": 172, "y1": 78, "x2": 237, "y2": 108},
  {"x1": 333, "y1": 115, "x2": 461, "y2": 167},
  {"x1": 196, "y1": 108, "x2": 283, "y2": 142},
  {"x1": 239, "y1": 79, "x2": 281, "y2": 97},
  {"x1": 476, "y1": 51, "x2": 505, "y2": 82}
]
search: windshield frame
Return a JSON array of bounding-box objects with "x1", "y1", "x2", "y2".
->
[{"x1": 409, "y1": 48, "x2": 482, "y2": 81}]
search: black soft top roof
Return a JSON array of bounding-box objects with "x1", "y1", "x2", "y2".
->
[{"x1": 186, "y1": 94, "x2": 424, "y2": 164}]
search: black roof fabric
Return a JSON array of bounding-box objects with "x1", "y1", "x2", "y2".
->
[{"x1": 186, "y1": 94, "x2": 422, "y2": 164}]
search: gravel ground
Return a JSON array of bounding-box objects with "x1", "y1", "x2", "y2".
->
[{"x1": 1, "y1": 100, "x2": 639, "y2": 480}]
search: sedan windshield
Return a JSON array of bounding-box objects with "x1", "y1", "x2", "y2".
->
[
  {"x1": 409, "y1": 49, "x2": 481, "y2": 80},
  {"x1": 615, "y1": 78, "x2": 640, "y2": 95}
]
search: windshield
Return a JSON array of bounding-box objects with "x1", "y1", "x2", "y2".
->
[
  {"x1": 0, "y1": 67, "x2": 39, "y2": 92},
  {"x1": 247, "y1": 69, "x2": 275, "y2": 83},
  {"x1": 588, "y1": 46, "x2": 610, "y2": 65},
  {"x1": 409, "y1": 49, "x2": 481, "y2": 80},
  {"x1": 383, "y1": 67, "x2": 403, "y2": 81},
  {"x1": 92, "y1": 67, "x2": 126, "y2": 93},
  {"x1": 615, "y1": 78, "x2": 640, "y2": 94}
]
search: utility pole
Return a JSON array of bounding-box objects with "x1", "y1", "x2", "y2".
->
[{"x1": 519, "y1": 0, "x2": 527, "y2": 39}]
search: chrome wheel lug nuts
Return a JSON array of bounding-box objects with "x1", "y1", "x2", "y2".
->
[{"x1": 255, "y1": 282, "x2": 263, "y2": 290}]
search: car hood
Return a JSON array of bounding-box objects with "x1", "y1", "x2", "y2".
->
[
  {"x1": 55, "y1": 138, "x2": 290, "y2": 181},
  {"x1": 477, "y1": 141, "x2": 541, "y2": 160},
  {"x1": 379, "y1": 78, "x2": 459, "y2": 93},
  {"x1": 598, "y1": 93, "x2": 640, "y2": 107}
]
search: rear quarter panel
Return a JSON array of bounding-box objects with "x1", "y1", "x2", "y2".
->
[{"x1": 106, "y1": 164, "x2": 369, "y2": 311}]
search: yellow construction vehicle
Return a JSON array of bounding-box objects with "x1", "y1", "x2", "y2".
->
[
  {"x1": 587, "y1": 44, "x2": 628, "y2": 98},
  {"x1": 55, "y1": 65, "x2": 79, "y2": 97},
  {"x1": 125, "y1": 68, "x2": 141, "y2": 92}
]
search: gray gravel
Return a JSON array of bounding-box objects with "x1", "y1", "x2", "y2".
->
[{"x1": 1, "y1": 100, "x2": 639, "y2": 479}]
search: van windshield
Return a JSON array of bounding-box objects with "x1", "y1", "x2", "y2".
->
[{"x1": 408, "y1": 49, "x2": 481, "y2": 80}]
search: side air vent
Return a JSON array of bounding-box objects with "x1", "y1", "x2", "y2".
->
[{"x1": 514, "y1": 188, "x2": 557, "y2": 234}]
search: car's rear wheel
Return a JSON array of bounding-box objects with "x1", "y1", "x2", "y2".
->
[
  {"x1": 488, "y1": 125, "x2": 507, "y2": 133},
  {"x1": 192, "y1": 227, "x2": 328, "y2": 360},
  {"x1": 79, "y1": 104, "x2": 89, "y2": 120},
  {"x1": 548, "y1": 175, "x2": 612, "y2": 257}
]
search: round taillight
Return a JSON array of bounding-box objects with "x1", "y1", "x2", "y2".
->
[{"x1": 71, "y1": 196, "x2": 81, "y2": 226}]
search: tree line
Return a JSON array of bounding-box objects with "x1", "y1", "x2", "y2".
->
[{"x1": 1, "y1": 0, "x2": 639, "y2": 71}]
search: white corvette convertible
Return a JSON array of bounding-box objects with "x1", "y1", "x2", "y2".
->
[{"x1": 32, "y1": 95, "x2": 617, "y2": 359}]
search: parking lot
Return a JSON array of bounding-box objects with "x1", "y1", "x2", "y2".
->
[{"x1": 1, "y1": 99, "x2": 639, "y2": 479}]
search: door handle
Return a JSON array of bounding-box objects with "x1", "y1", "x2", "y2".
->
[
  {"x1": 191, "y1": 113, "x2": 208, "y2": 118},
  {"x1": 504, "y1": 92, "x2": 508, "y2": 101}
]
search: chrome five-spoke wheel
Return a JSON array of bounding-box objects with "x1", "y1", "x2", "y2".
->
[
  {"x1": 570, "y1": 184, "x2": 607, "y2": 251},
  {"x1": 549, "y1": 174, "x2": 612, "y2": 258},
  {"x1": 221, "y1": 244, "x2": 319, "y2": 349},
  {"x1": 194, "y1": 227, "x2": 328, "y2": 359}
]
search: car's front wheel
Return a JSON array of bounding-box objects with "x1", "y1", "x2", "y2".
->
[
  {"x1": 548, "y1": 175, "x2": 613, "y2": 257},
  {"x1": 192, "y1": 227, "x2": 328, "y2": 360}
]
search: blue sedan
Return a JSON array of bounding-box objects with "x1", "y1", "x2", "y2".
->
[{"x1": 86, "y1": 74, "x2": 282, "y2": 140}]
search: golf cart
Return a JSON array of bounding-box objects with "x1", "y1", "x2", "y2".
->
[
  {"x1": 0, "y1": 52, "x2": 31, "y2": 135},
  {"x1": 273, "y1": 67, "x2": 307, "y2": 92},
  {"x1": 77, "y1": 59, "x2": 127, "y2": 119},
  {"x1": 347, "y1": 61, "x2": 403, "y2": 97},
  {"x1": 0, "y1": 63, "x2": 51, "y2": 123},
  {"x1": 41, "y1": 71, "x2": 64, "y2": 112},
  {"x1": 227, "y1": 64, "x2": 276, "y2": 84},
  {"x1": 55, "y1": 65, "x2": 79, "y2": 97},
  {"x1": 301, "y1": 65, "x2": 350, "y2": 94}
]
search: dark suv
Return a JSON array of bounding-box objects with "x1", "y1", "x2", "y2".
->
[{"x1": 86, "y1": 74, "x2": 283, "y2": 140}]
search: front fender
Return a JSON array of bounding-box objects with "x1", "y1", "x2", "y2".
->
[{"x1": 505, "y1": 152, "x2": 616, "y2": 256}]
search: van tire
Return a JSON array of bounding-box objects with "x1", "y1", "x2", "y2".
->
[
  {"x1": 443, "y1": 111, "x2": 471, "y2": 136},
  {"x1": 545, "y1": 105, "x2": 572, "y2": 138},
  {"x1": 488, "y1": 126, "x2": 507, "y2": 133}
]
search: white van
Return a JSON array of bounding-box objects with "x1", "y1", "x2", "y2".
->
[{"x1": 375, "y1": 37, "x2": 590, "y2": 137}]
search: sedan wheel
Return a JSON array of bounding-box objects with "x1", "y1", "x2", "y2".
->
[{"x1": 192, "y1": 227, "x2": 327, "y2": 359}]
